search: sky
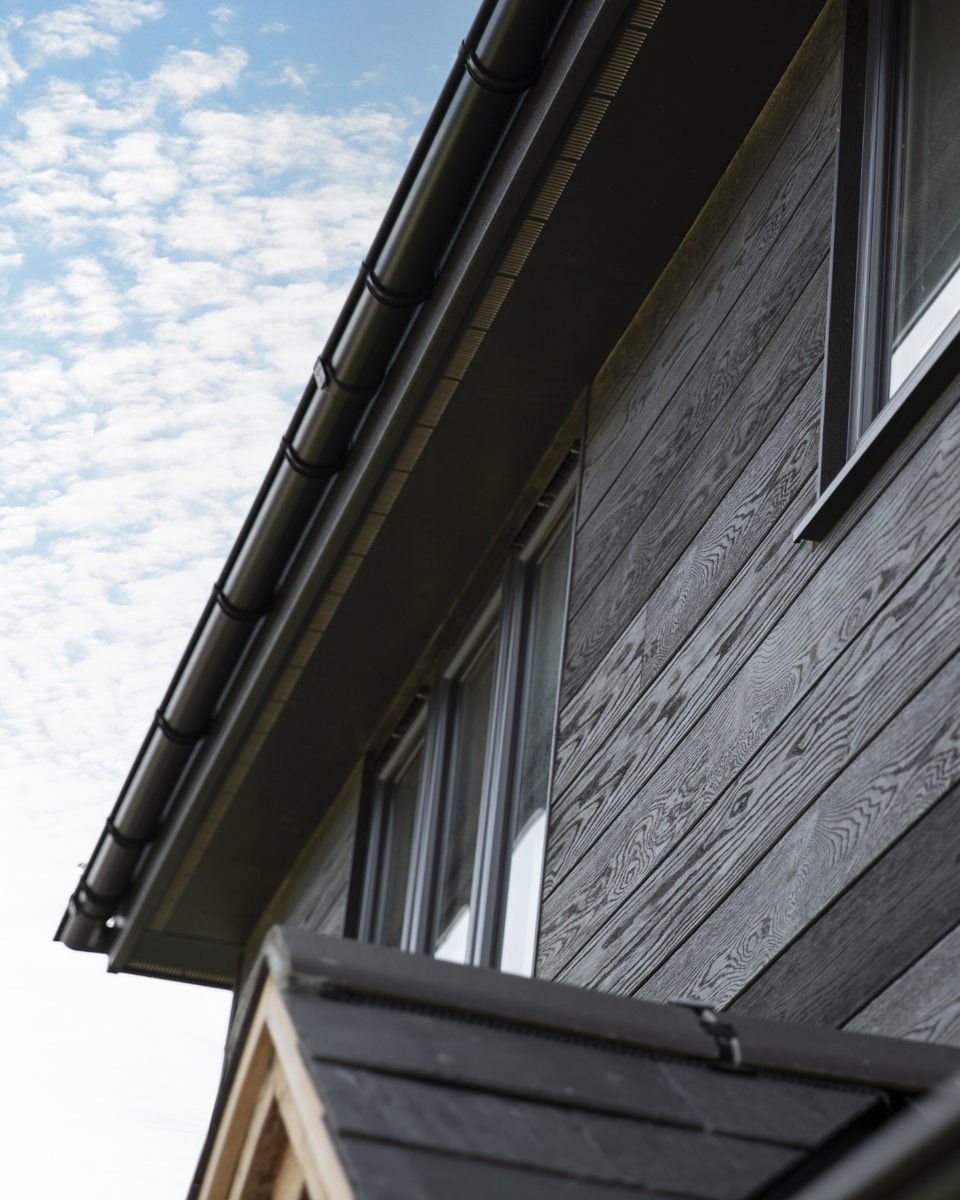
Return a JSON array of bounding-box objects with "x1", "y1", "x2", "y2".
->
[{"x1": 0, "y1": 1, "x2": 475, "y2": 1195}]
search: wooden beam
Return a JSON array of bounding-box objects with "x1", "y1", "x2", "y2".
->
[{"x1": 198, "y1": 976, "x2": 354, "y2": 1200}]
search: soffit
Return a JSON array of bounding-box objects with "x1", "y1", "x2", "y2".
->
[{"x1": 116, "y1": 0, "x2": 827, "y2": 972}]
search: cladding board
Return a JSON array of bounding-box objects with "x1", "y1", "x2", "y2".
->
[
  {"x1": 731, "y1": 780, "x2": 960, "y2": 1027},
  {"x1": 542, "y1": 0, "x2": 960, "y2": 1042}
]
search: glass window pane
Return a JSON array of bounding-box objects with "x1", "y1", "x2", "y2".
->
[
  {"x1": 376, "y1": 745, "x2": 422, "y2": 948},
  {"x1": 434, "y1": 635, "x2": 496, "y2": 963},
  {"x1": 500, "y1": 512, "x2": 572, "y2": 976},
  {"x1": 890, "y1": 0, "x2": 960, "y2": 398}
]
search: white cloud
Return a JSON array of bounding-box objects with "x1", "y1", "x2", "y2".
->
[
  {"x1": 279, "y1": 63, "x2": 306, "y2": 91},
  {"x1": 353, "y1": 67, "x2": 382, "y2": 87},
  {"x1": 147, "y1": 44, "x2": 247, "y2": 104},
  {"x1": 25, "y1": 0, "x2": 164, "y2": 63},
  {"x1": 209, "y1": 3, "x2": 234, "y2": 37},
  {"x1": 0, "y1": 27, "x2": 409, "y2": 1200},
  {"x1": 260, "y1": 21, "x2": 290, "y2": 34},
  {"x1": 0, "y1": 21, "x2": 28, "y2": 103}
]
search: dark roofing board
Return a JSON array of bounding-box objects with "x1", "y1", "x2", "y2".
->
[
  {"x1": 191, "y1": 930, "x2": 960, "y2": 1200},
  {"x1": 292, "y1": 996, "x2": 883, "y2": 1200}
]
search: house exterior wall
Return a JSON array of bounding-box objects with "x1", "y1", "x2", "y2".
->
[
  {"x1": 242, "y1": 759, "x2": 362, "y2": 973},
  {"x1": 539, "y1": 0, "x2": 960, "y2": 1045}
]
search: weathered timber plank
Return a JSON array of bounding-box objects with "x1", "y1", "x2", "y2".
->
[
  {"x1": 546, "y1": 381, "x2": 826, "y2": 903},
  {"x1": 539, "y1": 373, "x2": 960, "y2": 985},
  {"x1": 845, "y1": 923, "x2": 960, "y2": 1047},
  {"x1": 312, "y1": 1064, "x2": 800, "y2": 1198},
  {"x1": 578, "y1": 43, "x2": 839, "y2": 535},
  {"x1": 545, "y1": 461, "x2": 820, "y2": 913},
  {"x1": 587, "y1": 0, "x2": 842, "y2": 437},
  {"x1": 639, "y1": 653, "x2": 960, "y2": 1008},
  {"x1": 563, "y1": 238, "x2": 830, "y2": 707},
  {"x1": 730, "y1": 780, "x2": 960, "y2": 1026},
  {"x1": 553, "y1": 354, "x2": 821, "y2": 808},
  {"x1": 558, "y1": 494, "x2": 960, "y2": 995},
  {"x1": 572, "y1": 156, "x2": 835, "y2": 626},
  {"x1": 543, "y1": 480, "x2": 816, "y2": 963}
]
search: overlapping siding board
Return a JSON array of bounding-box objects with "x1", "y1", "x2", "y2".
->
[{"x1": 539, "y1": 0, "x2": 960, "y2": 1044}]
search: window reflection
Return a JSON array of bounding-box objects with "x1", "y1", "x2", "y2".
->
[
  {"x1": 500, "y1": 510, "x2": 572, "y2": 976},
  {"x1": 890, "y1": 0, "x2": 960, "y2": 398},
  {"x1": 434, "y1": 633, "x2": 496, "y2": 962}
]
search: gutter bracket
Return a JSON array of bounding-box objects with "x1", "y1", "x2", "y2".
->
[{"x1": 671, "y1": 999, "x2": 744, "y2": 1068}]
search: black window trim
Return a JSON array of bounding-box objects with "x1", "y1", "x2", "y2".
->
[
  {"x1": 795, "y1": 0, "x2": 960, "y2": 543},
  {"x1": 357, "y1": 471, "x2": 576, "y2": 970},
  {"x1": 356, "y1": 706, "x2": 428, "y2": 947}
]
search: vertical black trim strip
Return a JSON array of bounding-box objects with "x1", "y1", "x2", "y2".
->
[
  {"x1": 820, "y1": 0, "x2": 870, "y2": 491},
  {"x1": 343, "y1": 756, "x2": 379, "y2": 940},
  {"x1": 403, "y1": 679, "x2": 455, "y2": 954},
  {"x1": 469, "y1": 556, "x2": 531, "y2": 967}
]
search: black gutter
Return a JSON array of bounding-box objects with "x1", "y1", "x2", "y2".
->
[
  {"x1": 56, "y1": 0, "x2": 569, "y2": 954},
  {"x1": 790, "y1": 1070, "x2": 960, "y2": 1200}
]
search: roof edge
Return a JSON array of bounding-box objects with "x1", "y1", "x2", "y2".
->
[{"x1": 264, "y1": 927, "x2": 960, "y2": 1095}]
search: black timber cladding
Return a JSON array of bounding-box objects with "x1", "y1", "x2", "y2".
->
[
  {"x1": 208, "y1": 930, "x2": 960, "y2": 1200},
  {"x1": 540, "y1": 0, "x2": 960, "y2": 1044}
]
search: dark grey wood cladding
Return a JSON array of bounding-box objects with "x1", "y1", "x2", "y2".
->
[{"x1": 539, "y1": 0, "x2": 960, "y2": 1047}]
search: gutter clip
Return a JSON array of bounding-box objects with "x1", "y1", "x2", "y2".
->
[{"x1": 671, "y1": 999, "x2": 744, "y2": 1068}]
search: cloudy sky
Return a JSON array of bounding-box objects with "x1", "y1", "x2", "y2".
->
[{"x1": 0, "y1": 1, "x2": 473, "y2": 1194}]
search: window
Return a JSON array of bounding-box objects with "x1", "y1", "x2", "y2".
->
[
  {"x1": 358, "y1": 475, "x2": 575, "y2": 976},
  {"x1": 798, "y1": 0, "x2": 960, "y2": 540}
]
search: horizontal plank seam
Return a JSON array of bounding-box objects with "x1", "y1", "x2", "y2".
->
[
  {"x1": 553, "y1": 373, "x2": 825, "y2": 829},
  {"x1": 838, "y1": 912, "x2": 960, "y2": 1030},
  {"x1": 545, "y1": 387, "x2": 825, "y2": 899},
  {"x1": 578, "y1": 54, "x2": 838, "y2": 536},
  {"x1": 546, "y1": 363, "x2": 960, "y2": 915},
  {"x1": 726, "y1": 787, "x2": 960, "y2": 1019},
  {"x1": 565, "y1": 541, "x2": 960, "y2": 991},
  {"x1": 571, "y1": 161, "x2": 835, "y2": 622}
]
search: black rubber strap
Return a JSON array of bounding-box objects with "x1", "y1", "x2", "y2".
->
[
  {"x1": 281, "y1": 437, "x2": 349, "y2": 482},
  {"x1": 106, "y1": 819, "x2": 154, "y2": 852},
  {"x1": 670, "y1": 1000, "x2": 744, "y2": 1068},
  {"x1": 364, "y1": 268, "x2": 434, "y2": 309},
  {"x1": 76, "y1": 882, "x2": 119, "y2": 914},
  {"x1": 316, "y1": 354, "x2": 381, "y2": 398},
  {"x1": 465, "y1": 48, "x2": 541, "y2": 95},
  {"x1": 156, "y1": 709, "x2": 211, "y2": 746}
]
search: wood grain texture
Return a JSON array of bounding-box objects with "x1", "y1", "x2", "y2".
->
[
  {"x1": 587, "y1": 0, "x2": 842, "y2": 438},
  {"x1": 639, "y1": 648, "x2": 960, "y2": 1008},
  {"x1": 578, "y1": 42, "x2": 839, "y2": 537},
  {"x1": 555, "y1": 390, "x2": 818, "y2": 805},
  {"x1": 540, "y1": 373, "x2": 960, "y2": 985},
  {"x1": 730, "y1": 780, "x2": 960, "y2": 1026},
  {"x1": 845, "y1": 923, "x2": 960, "y2": 1047},
  {"x1": 548, "y1": 382, "x2": 822, "y2": 893},
  {"x1": 573, "y1": 154, "x2": 836, "y2": 631},
  {"x1": 556, "y1": 495, "x2": 960, "y2": 995},
  {"x1": 563, "y1": 229, "x2": 831, "y2": 706}
]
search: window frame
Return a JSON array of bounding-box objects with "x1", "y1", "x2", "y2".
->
[
  {"x1": 357, "y1": 471, "x2": 576, "y2": 971},
  {"x1": 796, "y1": 0, "x2": 960, "y2": 542}
]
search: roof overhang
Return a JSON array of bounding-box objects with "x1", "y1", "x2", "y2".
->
[{"x1": 100, "y1": 0, "x2": 830, "y2": 984}]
